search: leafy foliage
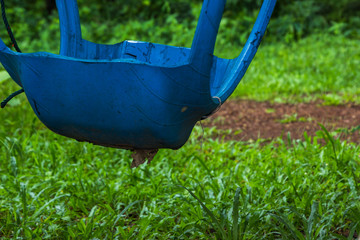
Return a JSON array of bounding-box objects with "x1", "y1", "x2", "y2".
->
[{"x1": 0, "y1": 0, "x2": 359, "y2": 53}]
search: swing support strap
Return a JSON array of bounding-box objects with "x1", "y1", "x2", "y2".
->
[
  {"x1": 0, "y1": 0, "x2": 24, "y2": 108},
  {"x1": 1, "y1": 89, "x2": 24, "y2": 108},
  {"x1": 0, "y1": 0, "x2": 21, "y2": 53}
]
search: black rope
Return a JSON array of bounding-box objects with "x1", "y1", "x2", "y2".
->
[
  {"x1": 0, "y1": 0, "x2": 21, "y2": 52},
  {"x1": 0, "y1": 0, "x2": 24, "y2": 108},
  {"x1": 1, "y1": 89, "x2": 24, "y2": 108}
]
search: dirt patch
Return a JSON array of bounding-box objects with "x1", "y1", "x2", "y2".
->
[{"x1": 203, "y1": 100, "x2": 360, "y2": 143}]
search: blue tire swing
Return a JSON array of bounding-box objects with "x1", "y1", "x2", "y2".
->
[{"x1": 0, "y1": 0, "x2": 276, "y2": 167}]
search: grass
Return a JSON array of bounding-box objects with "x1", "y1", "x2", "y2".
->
[
  {"x1": 278, "y1": 114, "x2": 313, "y2": 124},
  {"x1": 0, "y1": 34, "x2": 359, "y2": 238},
  {"x1": 0, "y1": 81, "x2": 359, "y2": 238},
  {"x1": 229, "y1": 34, "x2": 360, "y2": 104}
]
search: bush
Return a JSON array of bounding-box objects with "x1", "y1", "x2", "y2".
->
[{"x1": 0, "y1": 0, "x2": 359, "y2": 53}]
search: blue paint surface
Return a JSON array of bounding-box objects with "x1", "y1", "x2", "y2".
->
[{"x1": 0, "y1": 0, "x2": 276, "y2": 149}]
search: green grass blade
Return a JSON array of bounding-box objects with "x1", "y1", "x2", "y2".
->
[
  {"x1": 319, "y1": 124, "x2": 338, "y2": 160},
  {"x1": 180, "y1": 185, "x2": 227, "y2": 239},
  {"x1": 270, "y1": 213, "x2": 305, "y2": 240},
  {"x1": 112, "y1": 200, "x2": 141, "y2": 229},
  {"x1": 347, "y1": 222, "x2": 359, "y2": 240},
  {"x1": 307, "y1": 201, "x2": 319, "y2": 239},
  {"x1": 232, "y1": 187, "x2": 241, "y2": 240},
  {"x1": 30, "y1": 194, "x2": 70, "y2": 220},
  {"x1": 20, "y1": 183, "x2": 27, "y2": 224}
]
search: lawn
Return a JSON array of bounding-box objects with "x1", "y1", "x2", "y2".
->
[
  {"x1": 0, "y1": 34, "x2": 359, "y2": 239},
  {"x1": 230, "y1": 34, "x2": 360, "y2": 104}
]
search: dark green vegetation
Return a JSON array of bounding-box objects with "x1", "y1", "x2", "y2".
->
[
  {"x1": 0, "y1": 0, "x2": 359, "y2": 52},
  {"x1": 1, "y1": 0, "x2": 360, "y2": 239}
]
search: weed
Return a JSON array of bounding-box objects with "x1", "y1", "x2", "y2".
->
[{"x1": 278, "y1": 113, "x2": 313, "y2": 124}]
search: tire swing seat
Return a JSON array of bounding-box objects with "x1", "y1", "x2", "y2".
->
[{"x1": 0, "y1": 0, "x2": 276, "y2": 152}]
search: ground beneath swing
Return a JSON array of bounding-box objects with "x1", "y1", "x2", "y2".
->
[{"x1": 203, "y1": 100, "x2": 360, "y2": 143}]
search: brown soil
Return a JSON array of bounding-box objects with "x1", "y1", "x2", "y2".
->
[{"x1": 203, "y1": 100, "x2": 360, "y2": 143}]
